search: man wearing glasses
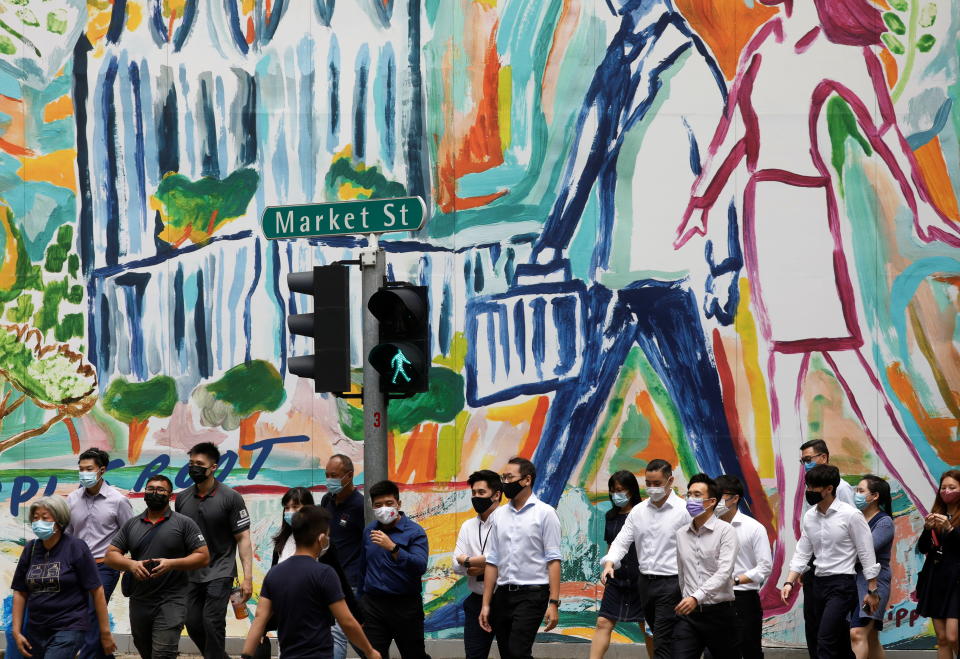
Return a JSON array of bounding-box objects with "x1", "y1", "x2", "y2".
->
[
  {"x1": 105, "y1": 476, "x2": 210, "y2": 659},
  {"x1": 479, "y1": 458, "x2": 562, "y2": 659}
]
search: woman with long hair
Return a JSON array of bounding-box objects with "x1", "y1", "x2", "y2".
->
[
  {"x1": 850, "y1": 475, "x2": 894, "y2": 659},
  {"x1": 590, "y1": 470, "x2": 653, "y2": 659},
  {"x1": 916, "y1": 470, "x2": 960, "y2": 659},
  {"x1": 253, "y1": 487, "x2": 362, "y2": 659}
]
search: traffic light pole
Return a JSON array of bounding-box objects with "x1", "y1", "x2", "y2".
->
[{"x1": 360, "y1": 235, "x2": 387, "y2": 523}]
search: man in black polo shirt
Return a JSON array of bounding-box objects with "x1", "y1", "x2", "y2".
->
[
  {"x1": 320, "y1": 454, "x2": 365, "y2": 591},
  {"x1": 174, "y1": 442, "x2": 253, "y2": 659},
  {"x1": 105, "y1": 475, "x2": 209, "y2": 659}
]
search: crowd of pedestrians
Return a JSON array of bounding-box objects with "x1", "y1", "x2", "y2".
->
[{"x1": 7, "y1": 441, "x2": 958, "y2": 659}]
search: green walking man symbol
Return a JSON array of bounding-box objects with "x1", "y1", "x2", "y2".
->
[{"x1": 391, "y1": 350, "x2": 413, "y2": 384}]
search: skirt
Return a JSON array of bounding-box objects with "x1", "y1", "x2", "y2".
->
[{"x1": 598, "y1": 578, "x2": 644, "y2": 623}]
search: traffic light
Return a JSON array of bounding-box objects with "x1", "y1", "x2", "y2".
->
[
  {"x1": 367, "y1": 283, "x2": 429, "y2": 394},
  {"x1": 287, "y1": 264, "x2": 350, "y2": 393}
]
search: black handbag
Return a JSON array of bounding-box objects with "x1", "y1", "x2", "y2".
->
[{"x1": 120, "y1": 524, "x2": 162, "y2": 597}]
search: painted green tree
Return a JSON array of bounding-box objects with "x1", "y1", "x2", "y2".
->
[
  {"x1": 102, "y1": 376, "x2": 178, "y2": 464},
  {"x1": 151, "y1": 167, "x2": 260, "y2": 247},
  {"x1": 882, "y1": 0, "x2": 938, "y2": 102},
  {"x1": 0, "y1": 323, "x2": 97, "y2": 453},
  {"x1": 191, "y1": 360, "x2": 286, "y2": 468}
]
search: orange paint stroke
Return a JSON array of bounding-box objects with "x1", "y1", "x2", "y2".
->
[
  {"x1": 516, "y1": 396, "x2": 549, "y2": 460},
  {"x1": 887, "y1": 363, "x2": 959, "y2": 465},
  {"x1": 879, "y1": 48, "x2": 899, "y2": 89},
  {"x1": 18, "y1": 149, "x2": 78, "y2": 192},
  {"x1": 238, "y1": 410, "x2": 260, "y2": 469},
  {"x1": 633, "y1": 391, "x2": 678, "y2": 467},
  {"x1": 246, "y1": 16, "x2": 255, "y2": 44},
  {"x1": 541, "y1": 0, "x2": 580, "y2": 124},
  {"x1": 44, "y1": 96, "x2": 74, "y2": 122},
  {"x1": 0, "y1": 94, "x2": 28, "y2": 155},
  {"x1": 168, "y1": 9, "x2": 177, "y2": 43},
  {"x1": 675, "y1": 0, "x2": 777, "y2": 80},
  {"x1": 484, "y1": 395, "x2": 550, "y2": 460},
  {"x1": 913, "y1": 137, "x2": 960, "y2": 222},
  {"x1": 393, "y1": 423, "x2": 439, "y2": 484}
]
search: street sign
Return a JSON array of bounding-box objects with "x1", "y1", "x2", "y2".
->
[{"x1": 261, "y1": 196, "x2": 426, "y2": 239}]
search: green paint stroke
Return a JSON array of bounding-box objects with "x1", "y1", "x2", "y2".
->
[
  {"x1": 827, "y1": 96, "x2": 872, "y2": 193},
  {"x1": 194, "y1": 360, "x2": 286, "y2": 430},
  {"x1": 102, "y1": 376, "x2": 177, "y2": 425},
  {"x1": 151, "y1": 168, "x2": 259, "y2": 242},
  {"x1": 0, "y1": 326, "x2": 95, "y2": 406},
  {"x1": 636, "y1": 354, "x2": 698, "y2": 477},
  {"x1": 610, "y1": 405, "x2": 651, "y2": 475},
  {"x1": 325, "y1": 155, "x2": 406, "y2": 200}
]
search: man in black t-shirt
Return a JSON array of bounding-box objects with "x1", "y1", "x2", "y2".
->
[
  {"x1": 240, "y1": 506, "x2": 380, "y2": 659},
  {"x1": 106, "y1": 475, "x2": 209, "y2": 659},
  {"x1": 174, "y1": 442, "x2": 252, "y2": 659},
  {"x1": 320, "y1": 454, "x2": 366, "y2": 591}
]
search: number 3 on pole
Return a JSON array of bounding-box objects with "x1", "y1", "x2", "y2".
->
[{"x1": 373, "y1": 412, "x2": 381, "y2": 428}]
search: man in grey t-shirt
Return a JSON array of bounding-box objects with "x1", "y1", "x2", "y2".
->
[
  {"x1": 175, "y1": 442, "x2": 252, "y2": 659},
  {"x1": 106, "y1": 475, "x2": 209, "y2": 659}
]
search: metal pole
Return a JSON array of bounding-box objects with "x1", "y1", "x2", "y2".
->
[{"x1": 360, "y1": 234, "x2": 386, "y2": 523}]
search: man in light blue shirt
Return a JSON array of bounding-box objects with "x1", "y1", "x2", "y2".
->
[{"x1": 480, "y1": 457, "x2": 562, "y2": 659}]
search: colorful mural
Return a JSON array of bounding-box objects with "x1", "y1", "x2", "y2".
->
[{"x1": 0, "y1": 0, "x2": 958, "y2": 648}]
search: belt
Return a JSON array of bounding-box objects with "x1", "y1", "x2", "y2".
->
[
  {"x1": 640, "y1": 573, "x2": 677, "y2": 580},
  {"x1": 502, "y1": 584, "x2": 548, "y2": 592},
  {"x1": 696, "y1": 601, "x2": 735, "y2": 612}
]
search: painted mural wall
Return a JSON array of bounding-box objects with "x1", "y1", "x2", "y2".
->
[{"x1": 0, "y1": 0, "x2": 958, "y2": 648}]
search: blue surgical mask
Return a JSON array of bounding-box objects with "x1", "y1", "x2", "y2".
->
[
  {"x1": 854, "y1": 493, "x2": 869, "y2": 510},
  {"x1": 326, "y1": 478, "x2": 344, "y2": 495},
  {"x1": 283, "y1": 512, "x2": 294, "y2": 526},
  {"x1": 804, "y1": 461, "x2": 816, "y2": 473},
  {"x1": 611, "y1": 492, "x2": 630, "y2": 508},
  {"x1": 32, "y1": 521, "x2": 56, "y2": 540},
  {"x1": 79, "y1": 471, "x2": 100, "y2": 489}
]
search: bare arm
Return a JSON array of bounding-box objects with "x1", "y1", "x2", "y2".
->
[
  {"x1": 479, "y1": 563, "x2": 499, "y2": 633},
  {"x1": 543, "y1": 559, "x2": 561, "y2": 632},
  {"x1": 236, "y1": 529, "x2": 254, "y2": 599},
  {"x1": 240, "y1": 596, "x2": 273, "y2": 657},
  {"x1": 330, "y1": 600, "x2": 381, "y2": 659}
]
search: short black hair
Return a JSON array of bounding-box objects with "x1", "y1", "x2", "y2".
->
[
  {"x1": 468, "y1": 470, "x2": 502, "y2": 494},
  {"x1": 607, "y1": 470, "x2": 642, "y2": 519},
  {"x1": 508, "y1": 457, "x2": 536, "y2": 486},
  {"x1": 799, "y1": 439, "x2": 830, "y2": 457},
  {"x1": 329, "y1": 454, "x2": 354, "y2": 473},
  {"x1": 291, "y1": 505, "x2": 331, "y2": 547},
  {"x1": 146, "y1": 475, "x2": 174, "y2": 493},
  {"x1": 805, "y1": 464, "x2": 841, "y2": 492},
  {"x1": 645, "y1": 459, "x2": 673, "y2": 478},
  {"x1": 687, "y1": 473, "x2": 719, "y2": 501},
  {"x1": 369, "y1": 480, "x2": 400, "y2": 502},
  {"x1": 715, "y1": 474, "x2": 744, "y2": 499},
  {"x1": 79, "y1": 448, "x2": 110, "y2": 469},
  {"x1": 188, "y1": 442, "x2": 220, "y2": 464}
]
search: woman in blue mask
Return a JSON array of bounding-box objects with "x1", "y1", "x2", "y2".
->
[
  {"x1": 590, "y1": 470, "x2": 653, "y2": 659},
  {"x1": 253, "y1": 487, "x2": 361, "y2": 659},
  {"x1": 10, "y1": 496, "x2": 117, "y2": 659},
  {"x1": 849, "y1": 476, "x2": 893, "y2": 659}
]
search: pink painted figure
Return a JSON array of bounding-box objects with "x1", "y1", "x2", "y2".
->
[{"x1": 675, "y1": 0, "x2": 960, "y2": 591}]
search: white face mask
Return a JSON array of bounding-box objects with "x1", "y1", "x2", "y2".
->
[
  {"x1": 646, "y1": 486, "x2": 667, "y2": 502},
  {"x1": 318, "y1": 535, "x2": 330, "y2": 558},
  {"x1": 714, "y1": 501, "x2": 730, "y2": 517},
  {"x1": 373, "y1": 506, "x2": 399, "y2": 525}
]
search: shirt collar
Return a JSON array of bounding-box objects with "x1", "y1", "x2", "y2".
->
[
  {"x1": 193, "y1": 481, "x2": 219, "y2": 499},
  {"x1": 730, "y1": 511, "x2": 744, "y2": 525},
  {"x1": 816, "y1": 498, "x2": 843, "y2": 516},
  {"x1": 140, "y1": 508, "x2": 172, "y2": 525},
  {"x1": 508, "y1": 492, "x2": 540, "y2": 513},
  {"x1": 686, "y1": 512, "x2": 718, "y2": 534}
]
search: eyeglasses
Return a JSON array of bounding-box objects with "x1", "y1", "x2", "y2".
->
[
  {"x1": 144, "y1": 487, "x2": 170, "y2": 494},
  {"x1": 800, "y1": 454, "x2": 825, "y2": 464}
]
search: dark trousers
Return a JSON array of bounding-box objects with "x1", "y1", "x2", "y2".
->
[
  {"x1": 490, "y1": 586, "x2": 549, "y2": 659},
  {"x1": 80, "y1": 563, "x2": 120, "y2": 659},
  {"x1": 463, "y1": 592, "x2": 495, "y2": 659},
  {"x1": 638, "y1": 574, "x2": 682, "y2": 659},
  {"x1": 185, "y1": 577, "x2": 233, "y2": 659},
  {"x1": 803, "y1": 574, "x2": 819, "y2": 659},
  {"x1": 735, "y1": 590, "x2": 763, "y2": 659},
  {"x1": 130, "y1": 597, "x2": 187, "y2": 659},
  {"x1": 673, "y1": 602, "x2": 741, "y2": 659},
  {"x1": 804, "y1": 575, "x2": 857, "y2": 659},
  {"x1": 361, "y1": 591, "x2": 430, "y2": 658},
  {"x1": 24, "y1": 629, "x2": 85, "y2": 659}
]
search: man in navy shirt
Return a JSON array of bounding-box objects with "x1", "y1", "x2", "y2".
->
[
  {"x1": 320, "y1": 454, "x2": 365, "y2": 591},
  {"x1": 239, "y1": 506, "x2": 379, "y2": 659},
  {"x1": 360, "y1": 480, "x2": 431, "y2": 658}
]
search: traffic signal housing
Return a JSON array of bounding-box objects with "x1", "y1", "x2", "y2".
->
[
  {"x1": 367, "y1": 283, "x2": 429, "y2": 395},
  {"x1": 287, "y1": 264, "x2": 350, "y2": 393}
]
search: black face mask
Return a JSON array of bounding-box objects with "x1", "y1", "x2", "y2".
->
[
  {"x1": 144, "y1": 493, "x2": 170, "y2": 511},
  {"x1": 502, "y1": 480, "x2": 525, "y2": 500},
  {"x1": 471, "y1": 496, "x2": 495, "y2": 515},
  {"x1": 805, "y1": 490, "x2": 824, "y2": 506},
  {"x1": 188, "y1": 465, "x2": 210, "y2": 484}
]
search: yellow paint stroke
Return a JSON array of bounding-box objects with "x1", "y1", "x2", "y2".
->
[
  {"x1": 473, "y1": 0, "x2": 497, "y2": 8},
  {"x1": 18, "y1": 150, "x2": 78, "y2": 193},
  {"x1": 497, "y1": 65, "x2": 512, "y2": 153},
  {"x1": 0, "y1": 206, "x2": 18, "y2": 291},
  {"x1": 419, "y1": 511, "x2": 461, "y2": 555},
  {"x1": 242, "y1": 0, "x2": 255, "y2": 14},
  {"x1": 338, "y1": 182, "x2": 373, "y2": 200},
  {"x1": 86, "y1": 9, "x2": 113, "y2": 45},
  {"x1": 44, "y1": 96, "x2": 73, "y2": 123},
  {"x1": 126, "y1": 1, "x2": 144, "y2": 31},
  {"x1": 486, "y1": 396, "x2": 541, "y2": 426},
  {"x1": 735, "y1": 278, "x2": 774, "y2": 478}
]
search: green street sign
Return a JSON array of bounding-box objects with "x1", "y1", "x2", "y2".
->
[{"x1": 261, "y1": 196, "x2": 426, "y2": 239}]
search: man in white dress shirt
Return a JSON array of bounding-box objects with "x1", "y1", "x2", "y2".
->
[
  {"x1": 715, "y1": 474, "x2": 773, "y2": 659},
  {"x1": 781, "y1": 465, "x2": 880, "y2": 659},
  {"x1": 453, "y1": 470, "x2": 502, "y2": 659},
  {"x1": 479, "y1": 458, "x2": 562, "y2": 659},
  {"x1": 673, "y1": 473, "x2": 740, "y2": 658},
  {"x1": 600, "y1": 459, "x2": 688, "y2": 659}
]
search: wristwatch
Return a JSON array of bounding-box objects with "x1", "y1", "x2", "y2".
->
[
  {"x1": 734, "y1": 576, "x2": 741, "y2": 585},
  {"x1": 464, "y1": 557, "x2": 471, "y2": 568},
  {"x1": 548, "y1": 598, "x2": 561, "y2": 607},
  {"x1": 867, "y1": 588, "x2": 878, "y2": 596}
]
